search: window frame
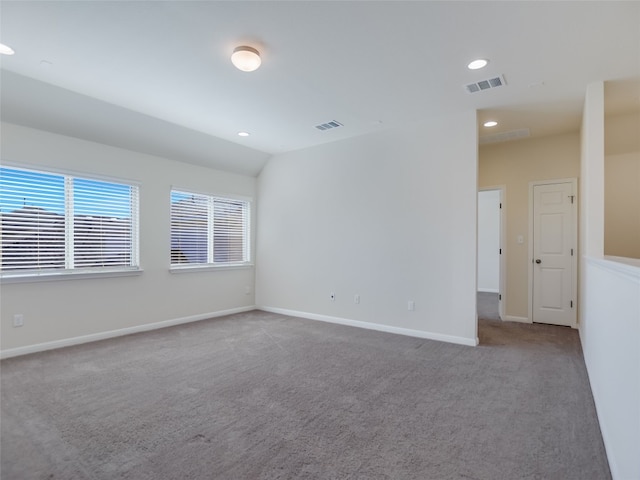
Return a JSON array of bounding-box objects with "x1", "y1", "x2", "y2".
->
[
  {"x1": 169, "y1": 187, "x2": 253, "y2": 272},
  {"x1": 0, "y1": 163, "x2": 141, "y2": 283}
]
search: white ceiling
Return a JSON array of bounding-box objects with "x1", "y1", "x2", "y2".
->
[{"x1": 1, "y1": 1, "x2": 639, "y2": 176}]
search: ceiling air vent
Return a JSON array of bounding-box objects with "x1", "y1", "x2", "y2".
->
[
  {"x1": 315, "y1": 120, "x2": 343, "y2": 131},
  {"x1": 465, "y1": 74, "x2": 507, "y2": 94},
  {"x1": 479, "y1": 128, "x2": 530, "y2": 145}
]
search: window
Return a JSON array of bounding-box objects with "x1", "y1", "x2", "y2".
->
[
  {"x1": 171, "y1": 190, "x2": 250, "y2": 267},
  {"x1": 0, "y1": 166, "x2": 139, "y2": 277}
]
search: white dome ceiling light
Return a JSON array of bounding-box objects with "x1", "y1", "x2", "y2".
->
[
  {"x1": 0, "y1": 43, "x2": 15, "y2": 55},
  {"x1": 231, "y1": 46, "x2": 261, "y2": 72},
  {"x1": 467, "y1": 59, "x2": 488, "y2": 70}
]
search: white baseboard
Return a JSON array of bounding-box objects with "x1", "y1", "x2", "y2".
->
[
  {"x1": 259, "y1": 306, "x2": 479, "y2": 347},
  {"x1": 478, "y1": 288, "x2": 499, "y2": 294},
  {"x1": 501, "y1": 315, "x2": 530, "y2": 324},
  {"x1": 0, "y1": 305, "x2": 256, "y2": 359}
]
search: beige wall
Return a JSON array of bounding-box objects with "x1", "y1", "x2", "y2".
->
[
  {"x1": 604, "y1": 112, "x2": 640, "y2": 259},
  {"x1": 605, "y1": 111, "x2": 640, "y2": 156},
  {"x1": 479, "y1": 133, "x2": 580, "y2": 319}
]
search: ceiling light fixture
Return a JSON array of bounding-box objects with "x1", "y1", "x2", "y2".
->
[
  {"x1": 0, "y1": 43, "x2": 15, "y2": 55},
  {"x1": 231, "y1": 46, "x2": 261, "y2": 72},
  {"x1": 467, "y1": 59, "x2": 488, "y2": 70},
  {"x1": 238, "y1": 131, "x2": 250, "y2": 137},
  {"x1": 483, "y1": 121, "x2": 498, "y2": 127}
]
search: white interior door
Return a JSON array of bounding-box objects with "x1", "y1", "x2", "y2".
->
[{"x1": 531, "y1": 181, "x2": 576, "y2": 327}]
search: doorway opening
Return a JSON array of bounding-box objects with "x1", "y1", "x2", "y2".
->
[{"x1": 478, "y1": 187, "x2": 505, "y2": 322}]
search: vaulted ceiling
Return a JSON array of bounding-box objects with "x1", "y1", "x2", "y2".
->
[{"x1": 1, "y1": 1, "x2": 639, "y2": 176}]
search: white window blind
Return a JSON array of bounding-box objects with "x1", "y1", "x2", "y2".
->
[
  {"x1": 1, "y1": 166, "x2": 139, "y2": 276},
  {"x1": 170, "y1": 192, "x2": 209, "y2": 265},
  {"x1": 0, "y1": 168, "x2": 65, "y2": 271},
  {"x1": 171, "y1": 190, "x2": 250, "y2": 267},
  {"x1": 213, "y1": 198, "x2": 248, "y2": 264}
]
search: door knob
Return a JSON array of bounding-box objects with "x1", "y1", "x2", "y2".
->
[{"x1": 535, "y1": 259, "x2": 542, "y2": 264}]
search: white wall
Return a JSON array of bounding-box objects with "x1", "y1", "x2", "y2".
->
[
  {"x1": 579, "y1": 82, "x2": 640, "y2": 480},
  {"x1": 477, "y1": 190, "x2": 500, "y2": 293},
  {"x1": 0, "y1": 123, "x2": 257, "y2": 355},
  {"x1": 581, "y1": 83, "x2": 606, "y2": 258},
  {"x1": 581, "y1": 258, "x2": 640, "y2": 480},
  {"x1": 256, "y1": 112, "x2": 478, "y2": 346}
]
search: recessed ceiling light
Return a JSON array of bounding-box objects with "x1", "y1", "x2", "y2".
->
[
  {"x1": 0, "y1": 43, "x2": 15, "y2": 55},
  {"x1": 467, "y1": 59, "x2": 488, "y2": 70},
  {"x1": 483, "y1": 121, "x2": 498, "y2": 127},
  {"x1": 231, "y1": 46, "x2": 261, "y2": 72},
  {"x1": 238, "y1": 131, "x2": 250, "y2": 137}
]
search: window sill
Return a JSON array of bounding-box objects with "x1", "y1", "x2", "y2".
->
[
  {"x1": 170, "y1": 263, "x2": 254, "y2": 274},
  {"x1": 0, "y1": 268, "x2": 143, "y2": 284}
]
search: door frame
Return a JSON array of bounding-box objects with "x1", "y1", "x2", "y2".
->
[
  {"x1": 527, "y1": 178, "x2": 578, "y2": 328},
  {"x1": 478, "y1": 185, "x2": 506, "y2": 321}
]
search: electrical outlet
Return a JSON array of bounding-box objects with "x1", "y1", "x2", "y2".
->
[
  {"x1": 408, "y1": 301, "x2": 415, "y2": 311},
  {"x1": 244, "y1": 286, "x2": 251, "y2": 295},
  {"x1": 330, "y1": 292, "x2": 335, "y2": 301},
  {"x1": 354, "y1": 294, "x2": 360, "y2": 304},
  {"x1": 13, "y1": 314, "x2": 24, "y2": 327}
]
